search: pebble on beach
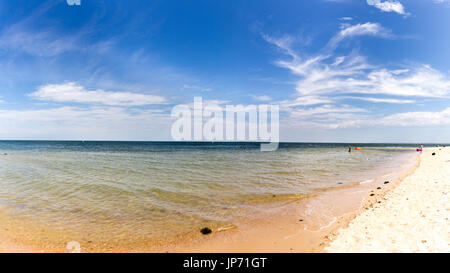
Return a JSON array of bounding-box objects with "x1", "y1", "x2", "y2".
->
[{"x1": 200, "y1": 227, "x2": 212, "y2": 235}]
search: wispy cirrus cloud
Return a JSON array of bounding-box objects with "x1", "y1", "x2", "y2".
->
[
  {"x1": 340, "y1": 96, "x2": 415, "y2": 104},
  {"x1": 262, "y1": 21, "x2": 450, "y2": 129},
  {"x1": 0, "y1": 29, "x2": 80, "y2": 57},
  {"x1": 327, "y1": 22, "x2": 391, "y2": 50},
  {"x1": 288, "y1": 104, "x2": 368, "y2": 118},
  {"x1": 29, "y1": 82, "x2": 167, "y2": 106},
  {"x1": 0, "y1": 1, "x2": 109, "y2": 57},
  {"x1": 292, "y1": 61, "x2": 450, "y2": 98},
  {"x1": 264, "y1": 23, "x2": 450, "y2": 99},
  {"x1": 278, "y1": 96, "x2": 333, "y2": 107},
  {"x1": 261, "y1": 33, "x2": 297, "y2": 59}
]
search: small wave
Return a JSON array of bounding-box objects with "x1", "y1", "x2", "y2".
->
[
  {"x1": 302, "y1": 216, "x2": 337, "y2": 232},
  {"x1": 360, "y1": 179, "x2": 374, "y2": 184},
  {"x1": 216, "y1": 225, "x2": 236, "y2": 232}
]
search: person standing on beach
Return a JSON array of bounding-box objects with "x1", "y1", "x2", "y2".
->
[{"x1": 348, "y1": 145, "x2": 352, "y2": 153}]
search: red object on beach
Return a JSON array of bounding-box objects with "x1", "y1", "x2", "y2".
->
[{"x1": 416, "y1": 148, "x2": 422, "y2": 152}]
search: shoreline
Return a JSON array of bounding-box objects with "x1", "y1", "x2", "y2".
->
[
  {"x1": 325, "y1": 147, "x2": 449, "y2": 252},
  {"x1": 157, "y1": 151, "x2": 420, "y2": 253},
  {"x1": 0, "y1": 149, "x2": 421, "y2": 252}
]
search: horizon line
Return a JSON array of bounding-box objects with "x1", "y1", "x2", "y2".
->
[{"x1": 0, "y1": 140, "x2": 447, "y2": 145}]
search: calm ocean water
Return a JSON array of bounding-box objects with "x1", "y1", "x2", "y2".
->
[{"x1": 0, "y1": 141, "x2": 418, "y2": 247}]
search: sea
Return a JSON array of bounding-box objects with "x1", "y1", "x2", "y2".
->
[{"x1": 0, "y1": 141, "x2": 420, "y2": 250}]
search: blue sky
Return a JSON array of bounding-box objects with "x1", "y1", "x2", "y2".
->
[{"x1": 0, "y1": 0, "x2": 450, "y2": 142}]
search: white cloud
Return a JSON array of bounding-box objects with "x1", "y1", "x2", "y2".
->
[
  {"x1": 279, "y1": 96, "x2": 333, "y2": 107},
  {"x1": 367, "y1": 0, "x2": 408, "y2": 16},
  {"x1": 341, "y1": 96, "x2": 415, "y2": 104},
  {"x1": 293, "y1": 63, "x2": 450, "y2": 98},
  {"x1": 263, "y1": 23, "x2": 450, "y2": 99},
  {"x1": 339, "y1": 22, "x2": 387, "y2": 38},
  {"x1": 377, "y1": 108, "x2": 450, "y2": 126},
  {"x1": 331, "y1": 107, "x2": 450, "y2": 128},
  {"x1": 0, "y1": 1, "x2": 113, "y2": 57},
  {"x1": 283, "y1": 105, "x2": 450, "y2": 129},
  {"x1": 0, "y1": 29, "x2": 80, "y2": 57},
  {"x1": 262, "y1": 23, "x2": 388, "y2": 64},
  {"x1": 261, "y1": 33, "x2": 298, "y2": 59},
  {"x1": 0, "y1": 23, "x2": 115, "y2": 58},
  {"x1": 328, "y1": 22, "x2": 391, "y2": 49},
  {"x1": 0, "y1": 106, "x2": 172, "y2": 140},
  {"x1": 282, "y1": 107, "x2": 450, "y2": 130},
  {"x1": 29, "y1": 82, "x2": 167, "y2": 106},
  {"x1": 262, "y1": 22, "x2": 450, "y2": 133},
  {"x1": 288, "y1": 104, "x2": 367, "y2": 118}
]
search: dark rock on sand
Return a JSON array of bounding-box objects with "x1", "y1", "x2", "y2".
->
[
  {"x1": 432, "y1": 152, "x2": 436, "y2": 155},
  {"x1": 384, "y1": 181, "x2": 389, "y2": 184},
  {"x1": 377, "y1": 187, "x2": 381, "y2": 189},
  {"x1": 201, "y1": 227, "x2": 212, "y2": 235},
  {"x1": 370, "y1": 193, "x2": 375, "y2": 196}
]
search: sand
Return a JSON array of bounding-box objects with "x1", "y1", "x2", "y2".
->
[{"x1": 326, "y1": 148, "x2": 449, "y2": 253}]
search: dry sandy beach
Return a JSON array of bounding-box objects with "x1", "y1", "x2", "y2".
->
[{"x1": 326, "y1": 147, "x2": 449, "y2": 253}]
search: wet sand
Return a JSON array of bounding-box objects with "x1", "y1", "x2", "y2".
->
[
  {"x1": 0, "y1": 149, "x2": 422, "y2": 253},
  {"x1": 326, "y1": 148, "x2": 449, "y2": 253},
  {"x1": 158, "y1": 153, "x2": 419, "y2": 253}
]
